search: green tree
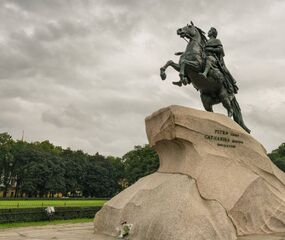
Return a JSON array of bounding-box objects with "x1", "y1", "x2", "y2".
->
[
  {"x1": 11, "y1": 140, "x2": 30, "y2": 197},
  {"x1": 122, "y1": 145, "x2": 159, "y2": 186},
  {"x1": 33, "y1": 140, "x2": 63, "y2": 155},
  {"x1": 19, "y1": 144, "x2": 65, "y2": 197},
  {"x1": 60, "y1": 149, "x2": 88, "y2": 197},
  {"x1": 0, "y1": 132, "x2": 162, "y2": 199},
  {"x1": 82, "y1": 154, "x2": 120, "y2": 197},
  {"x1": 268, "y1": 143, "x2": 285, "y2": 172},
  {"x1": 106, "y1": 156, "x2": 125, "y2": 192},
  {"x1": 0, "y1": 133, "x2": 15, "y2": 197}
]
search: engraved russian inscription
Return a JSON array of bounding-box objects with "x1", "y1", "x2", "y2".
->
[{"x1": 204, "y1": 129, "x2": 244, "y2": 148}]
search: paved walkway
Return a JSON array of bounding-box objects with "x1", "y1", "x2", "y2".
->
[
  {"x1": 0, "y1": 222, "x2": 95, "y2": 240},
  {"x1": 0, "y1": 222, "x2": 284, "y2": 240}
]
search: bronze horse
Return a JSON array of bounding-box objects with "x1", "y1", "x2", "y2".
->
[{"x1": 160, "y1": 22, "x2": 250, "y2": 133}]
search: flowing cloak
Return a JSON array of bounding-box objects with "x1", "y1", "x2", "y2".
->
[{"x1": 206, "y1": 38, "x2": 239, "y2": 94}]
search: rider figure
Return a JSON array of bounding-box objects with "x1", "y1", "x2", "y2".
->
[{"x1": 201, "y1": 27, "x2": 239, "y2": 94}]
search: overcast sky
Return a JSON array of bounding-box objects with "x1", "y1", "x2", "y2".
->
[{"x1": 0, "y1": 0, "x2": 284, "y2": 156}]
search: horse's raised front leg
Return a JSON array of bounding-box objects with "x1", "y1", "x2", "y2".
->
[{"x1": 160, "y1": 60, "x2": 180, "y2": 80}]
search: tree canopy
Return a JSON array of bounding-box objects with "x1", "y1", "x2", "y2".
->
[
  {"x1": 268, "y1": 143, "x2": 285, "y2": 172},
  {"x1": 123, "y1": 145, "x2": 159, "y2": 186},
  {"x1": 0, "y1": 133, "x2": 159, "y2": 198},
  {"x1": 1, "y1": 131, "x2": 283, "y2": 199}
]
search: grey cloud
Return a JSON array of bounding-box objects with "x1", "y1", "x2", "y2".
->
[
  {"x1": 0, "y1": 0, "x2": 284, "y2": 156},
  {"x1": 42, "y1": 104, "x2": 99, "y2": 129},
  {"x1": 32, "y1": 20, "x2": 90, "y2": 42}
]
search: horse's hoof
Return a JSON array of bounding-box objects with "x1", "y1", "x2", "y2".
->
[
  {"x1": 182, "y1": 77, "x2": 188, "y2": 85},
  {"x1": 172, "y1": 81, "x2": 182, "y2": 87},
  {"x1": 160, "y1": 73, "x2": 166, "y2": 80},
  {"x1": 160, "y1": 68, "x2": 166, "y2": 80}
]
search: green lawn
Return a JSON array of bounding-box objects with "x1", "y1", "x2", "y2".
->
[
  {"x1": 0, "y1": 199, "x2": 107, "y2": 209},
  {"x1": 0, "y1": 218, "x2": 92, "y2": 229}
]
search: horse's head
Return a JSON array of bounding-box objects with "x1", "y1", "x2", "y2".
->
[
  {"x1": 177, "y1": 22, "x2": 207, "y2": 46},
  {"x1": 177, "y1": 22, "x2": 197, "y2": 40}
]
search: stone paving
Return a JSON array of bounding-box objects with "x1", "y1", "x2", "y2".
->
[
  {"x1": 0, "y1": 222, "x2": 284, "y2": 240},
  {"x1": 0, "y1": 222, "x2": 95, "y2": 240}
]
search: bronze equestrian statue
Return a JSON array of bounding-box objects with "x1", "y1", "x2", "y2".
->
[{"x1": 160, "y1": 22, "x2": 250, "y2": 133}]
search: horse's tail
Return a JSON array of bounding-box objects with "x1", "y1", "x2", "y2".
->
[{"x1": 231, "y1": 97, "x2": 251, "y2": 134}]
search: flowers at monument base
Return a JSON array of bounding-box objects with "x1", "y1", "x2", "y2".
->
[{"x1": 116, "y1": 221, "x2": 133, "y2": 239}]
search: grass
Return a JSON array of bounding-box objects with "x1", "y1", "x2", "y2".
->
[
  {"x1": 0, "y1": 218, "x2": 92, "y2": 229},
  {"x1": 0, "y1": 199, "x2": 107, "y2": 209}
]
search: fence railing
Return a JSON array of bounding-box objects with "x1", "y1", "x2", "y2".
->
[{"x1": 0, "y1": 206, "x2": 102, "y2": 224}]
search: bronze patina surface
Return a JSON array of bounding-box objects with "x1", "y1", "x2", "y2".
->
[{"x1": 160, "y1": 22, "x2": 250, "y2": 133}]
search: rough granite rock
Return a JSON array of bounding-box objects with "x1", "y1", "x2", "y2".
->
[{"x1": 94, "y1": 105, "x2": 285, "y2": 239}]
